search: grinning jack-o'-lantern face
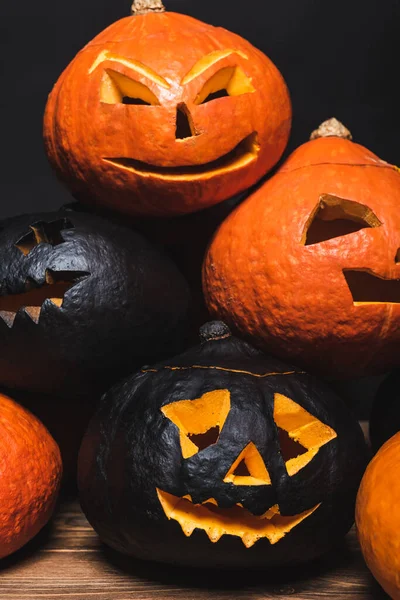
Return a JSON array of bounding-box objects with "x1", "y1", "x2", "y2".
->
[
  {"x1": 157, "y1": 389, "x2": 336, "y2": 548},
  {"x1": 78, "y1": 322, "x2": 368, "y2": 568},
  {"x1": 0, "y1": 210, "x2": 189, "y2": 398},
  {"x1": 44, "y1": 9, "x2": 291, "y2": 217},
  {"x1": 203, "y1": 120, "x2": 400, "y2": 377}
]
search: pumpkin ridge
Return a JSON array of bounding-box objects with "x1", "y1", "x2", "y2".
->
[
  {"x1": 279, "y1": 162, "x2": 398, "y2": 175},
  {"x1": 141, "y1": 365, "x2": 306, "y2": 378}
]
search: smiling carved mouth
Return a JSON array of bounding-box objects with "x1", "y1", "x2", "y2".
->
[
  {"x1": 157, "y1": 489, "x2": 320, "y2": 548},
  {"x1": 103, "y1": 132, "x2": 259, "y2": 180},
  {"x1": 343, "y1": 270, "x2": 400, "y2": 304}
]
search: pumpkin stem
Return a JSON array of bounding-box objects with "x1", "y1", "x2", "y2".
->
[
  {"x1": 131, "y1": 0, "x2": 165, "y2": 15},
  {"x1": 310, "y1": 118, "x2": 353, "y2": 141},
  {"x1": 200, "y1": 321, "x2": 232, "y2": 343}
]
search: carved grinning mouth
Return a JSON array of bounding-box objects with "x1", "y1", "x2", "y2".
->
[
  {"x1": 103, "y1": 132, "x2": 259, "y2": 180},
  {"x1": 343, "y1": 270, "x2": 400, "y2": 304},
  {"x1": 0, "y1": 270, "x2": 90, "y2": 327},
  {"x1": 157, "y1": 489, "x2": 320, "y2": 548}
]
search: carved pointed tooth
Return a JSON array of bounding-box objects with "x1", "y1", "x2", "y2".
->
[
  {"x1": 49, "y1": 298, "x2": 63, "y2": 307},
  {"x1": 203, "y1": 498, "x2": 218, "y2": 506},
  {"x1": 206, "y1": 528, "x2": 224, "y2": 543},
  {"x1": 182, "y1": 494, "x2": 193, "y2": 502},
  {"x1": 262, "y1": 504, "x2": 280, "y2": 520},
  {"x1": 241, "y1": 532, "x2": 259, "y2": 548},
  {"x1": 182, "y1": 522, "x2": 196, "y2": 537},
  {"x1": 24, "y1": 306, "x2": 41, "y2": 324},
  {"x1": 0, "y1": 310, "x2": 16, "y2": 328}
]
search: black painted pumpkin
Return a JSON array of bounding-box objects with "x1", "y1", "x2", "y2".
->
[
  {"x1": 370, "y1": 371, "x2": 400, "y2": 452},
  {"x1": 0, "y1": 210, "x2": 189, "y2": 398},
  {"x1": 78, "y1": 322, "x2": 368, "y2": 569}
]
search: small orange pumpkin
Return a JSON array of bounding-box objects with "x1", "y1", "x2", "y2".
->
[
  {"x1": 43, "y1": 0, "x2": 291, "y2": 217},
  {"x1": 203, "y1": 118, "x2": 400, "y2": 378},
  {"x1": 356, "y1": 432, "x2": 400, "y2": 599},
  {"x1": 0, "y1": 393, "x2": 62, "y2": 558}
]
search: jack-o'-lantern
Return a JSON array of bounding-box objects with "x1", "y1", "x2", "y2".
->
[
  {"x1": 0, "y1": 210, "x2": 189, "y2": 398},
  {"x1": 43, "y1": 0, "x2": 291, "y2": 217},
  {"x1": 203, "y1": 118, "x2": 400, "y2": 378},
  {"x1": 78, "y1": 321, "x2": 367, "y2": 568}
]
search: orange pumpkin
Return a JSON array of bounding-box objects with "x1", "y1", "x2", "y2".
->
[
  {"x1": 0, "y1": 393, "x2": 62, "y2": 558},
  {"x1": 43, "y1": 0, "x2": 291, "y2": 217},
  {"x1": 203, "y1": 119, "x2": 400, "y2": 378},
  {"x1": 356, "y1": 432, "x2": 400, "y2": 599}
]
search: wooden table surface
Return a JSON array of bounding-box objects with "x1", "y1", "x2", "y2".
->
[{"x1": 0, "y1": 492, "x2": 389, "y2": 600}]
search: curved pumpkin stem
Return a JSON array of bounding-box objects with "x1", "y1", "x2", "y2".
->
[
  {"x1": 131, "y1": 0, "x2": 166, "y2": 15},
  {"x1": 310, "y1": 118, "x2": 352, "y2": 141}
]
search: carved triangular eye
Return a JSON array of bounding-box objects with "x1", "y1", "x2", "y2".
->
[
  {"x1": 161, "y1": 390, "x2": 230, "y2": 459},
  {"x1": 274, "y1": 394, "x2": 337, "y2": 476},
  {"x1": 194, "y1": 66, "x2": 255, "y2": 105},
  {"x1": 302, "y1": 194, "x2": 382, "y2": 246},
  {"x1": 224, "y1": 442, "x2": 271, "y2": 486}
]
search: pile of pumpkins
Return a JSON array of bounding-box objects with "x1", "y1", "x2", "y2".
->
[{"x1": 1, "y1": 0, "x2": 400, "y2": 595}]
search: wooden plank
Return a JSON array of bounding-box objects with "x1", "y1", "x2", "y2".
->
[{"x1": 0, "y1": 496, "x2": 389, "y2": 600}]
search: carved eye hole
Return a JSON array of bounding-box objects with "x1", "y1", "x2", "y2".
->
[
  {"x1": 195, "y1": 66, "x2": 255, "y2": 105},
  {"x1": 302, "y1": 194, "x2": 382, "y2": 246},
  {"x1": 16, "y1": 218, "x2": 73, "y2": 256},
  {"x1": 101, "y1": 69, "x2": 160, "y2": 106},
  {"x1": 274, "y1": 394, "x2": 337, "y2": 476},
  {"x1": 161, "y1": 389, "x2": 231, "y2": 459}
]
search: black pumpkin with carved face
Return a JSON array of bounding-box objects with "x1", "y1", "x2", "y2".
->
[
  {"x1": 0, "y1": 210, "x2": 189, "y2": 398},
  {"x1": 78, "y1": 322, "x2": 368, "y2": 568}
]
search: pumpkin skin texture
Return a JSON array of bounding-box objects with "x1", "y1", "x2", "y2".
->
[
  {"x1": 356, "y1": 432, "x2": 400, "y2": 599},
  {"x1": 78, "y1": 322, "x2": 367, "y2": 569},
  {"x1": 0, "y1": 210, "x2": 190, "y2": 398},
  {"x1": 203, "y1": 120, "x2": 400, "y2": 378},
  {"x1": 2, "y1": 385, "x2": 97, "y2": 489},
  {"x1": 0, "y1": 393, "x2": 62, "y2": 559},
  {"x1": 369, "y1": 371, "x2": 400, "y2": 453},
  {"x1": 43, "y1": 9, "x2": 291, "y2": 217}
]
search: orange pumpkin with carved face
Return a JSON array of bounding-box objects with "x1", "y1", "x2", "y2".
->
[
  {"x1": 203, "y1": 119, "x2": 400, "y2": 378},
  {"x1": 43, "y1": 1, "x2": 291, "y2": 217}
]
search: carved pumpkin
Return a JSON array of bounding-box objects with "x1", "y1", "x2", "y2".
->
[
  {"x1": 0, "y1": 392, "x2": 62, "y2": 558},
  {"x1": 203, "y1": 118, "x2": 400, "y2": 378},
  {"x1": 369, "y1": 371, "x2": 400, "y2": 452},
  {"x1": 78, "y1": 321, "x2": 367, "y2": 568},
  {"x1": 43, "y1": 0, "x2": 291, "y2": 217},
  {"x1": 0, "y1": 210, "x2": 189, "y2": 398},
  {"x1": 356, "y1": 432, "x2": 400, "y2": 599}
]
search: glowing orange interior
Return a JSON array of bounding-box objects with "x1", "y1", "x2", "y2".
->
[
  {"x1": 157, "y1": 489, "x2": 320, "y2": 547},
  {"x1": 273, "y1": 393, "x2": 337, "y2": 475},
  {"x1": 161, "y1": 389, "x2": 231, "y2": 458},
  {"x1": 224, "y1": 442, "x2": 271, "y2": 486}
]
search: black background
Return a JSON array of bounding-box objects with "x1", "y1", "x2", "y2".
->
[
  {"x1": 0, "y1": 0, "x2": 399, "y2": 218},
  {"x1": 0, "y1": 0, "x2": 398, "y2": 416}
]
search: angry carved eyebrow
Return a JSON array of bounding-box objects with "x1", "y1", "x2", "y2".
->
[
  {"x1": 181, "y1": 49, "x2": 249, "y2": 86},
  {"x1": 89, "y1": 50, "x2": 171, "y2": 89}
]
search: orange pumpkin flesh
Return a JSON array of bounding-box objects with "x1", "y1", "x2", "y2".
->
[
  {"x1": 356, "y1": 432, "x2": 400, "y2": 599},
  {"x1": 44, "y1": 4, "x2": 291, "y2": 217},
  {"x1": 0, "y1": 393, "x2": 62, "y2": 558},
  {"x1": 203, "y1": 119, "x2": 400, "y2": 378}
]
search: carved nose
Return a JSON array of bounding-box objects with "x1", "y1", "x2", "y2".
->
[
  {"x1": 176, "y1": 104, "x2": 196, "y2": 140},
  {"x1": 396, "y1": 249, "x2": 400, "y2": 263}
]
